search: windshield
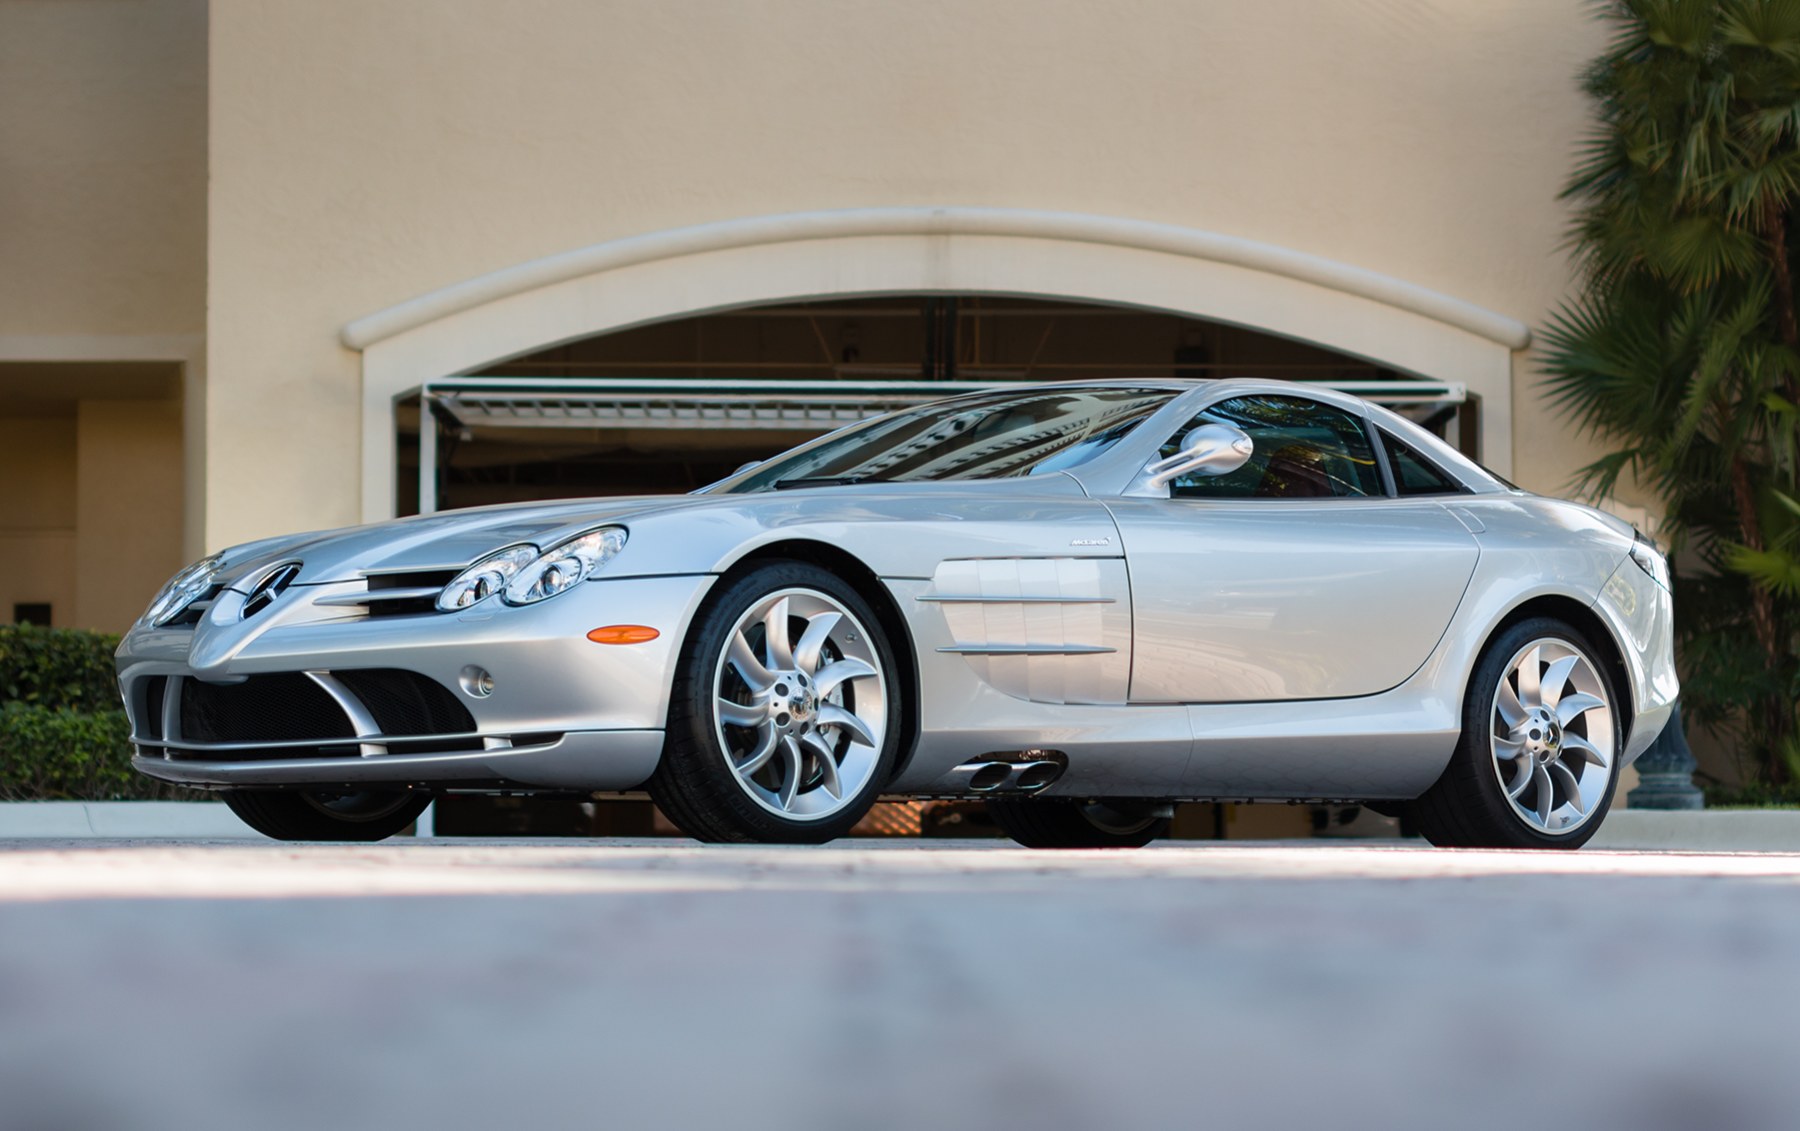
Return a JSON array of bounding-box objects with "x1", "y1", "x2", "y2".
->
[{"x1": 712, "y1": 386, "x2": 1177, "y2": 493}]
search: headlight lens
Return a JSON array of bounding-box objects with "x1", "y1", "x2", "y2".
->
[
  {"x1": 437, "y1": 544, "x2": 540, "y2": 612},
  {"x1": 143, "y1": 553, "x2": 225, "y2": 626},
  {"x1": 1630, "y1": 533, "x2": 1671, "y2": 591},
  {"x1": 503, "y1": 526, "x2": 628, "y2": 605}
]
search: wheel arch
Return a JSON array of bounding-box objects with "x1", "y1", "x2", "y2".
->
[
  {"x1": 1481, "y1": 594, "x2": 1634, "y2": 742},
  {"x1": 715, "y1": 538, "x2": 923, "y2": 783}
]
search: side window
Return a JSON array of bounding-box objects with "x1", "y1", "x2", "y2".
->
[
  {"x1": 1159, "y1": 395, "x2": 1382, "y2": 499},
  {"x1": 1380, "y1": 431, "x2": 1463, "y2": 496}
]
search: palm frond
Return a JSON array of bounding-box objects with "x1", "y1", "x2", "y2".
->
[
  {"x1": 1727, "y1": 543, "x2": 1800, "y2": 595},
  {"x1": 1645, "y1": 213, "x2": 1763, "y2": 287}
]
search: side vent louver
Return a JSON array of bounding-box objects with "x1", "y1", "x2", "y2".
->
[{"x1": 314, "y1": 570, "x2": 460, "y2": 617}]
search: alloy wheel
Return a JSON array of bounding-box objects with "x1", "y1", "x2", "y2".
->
[
  {"x1": 711, "y1": 587, "x2": 888, "y2": 821},
  {"x1": 1489, "y1": 639, "x2": 1615, "y2": 836}
]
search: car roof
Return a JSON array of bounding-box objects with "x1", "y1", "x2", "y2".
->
[{"x1": 940, "y1": 376, "x2": 1376, "y2": 415}]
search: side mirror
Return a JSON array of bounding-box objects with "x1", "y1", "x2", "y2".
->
[{"x1": 1135, "y1": 424, "x2": 1254, "y2": 492}]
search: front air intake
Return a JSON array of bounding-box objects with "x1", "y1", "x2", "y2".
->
[
  {"x1": 332, "y1": 668, "x2": 475, "y2": 736},
  {"x1": 179, "y1": 674, "x2": 356, "y2": 760},
  {"x1": 157, "y1": 669, "x2": 479, "y2": 761}
]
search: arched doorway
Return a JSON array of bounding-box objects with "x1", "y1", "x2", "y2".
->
[
  {"x1": 349, "y1": 208, "x2": 1526, "y2": 520},
  {"x1": 396, "y1": 294, "x2": 1478, "y2": 514}
]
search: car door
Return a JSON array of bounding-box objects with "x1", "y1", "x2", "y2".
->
[{"x1": 1105, "y1": 392, "x2": 1480, "y2": 703}]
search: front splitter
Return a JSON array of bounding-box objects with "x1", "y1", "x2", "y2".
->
[{"x1": 132, "y1": 730, "x2": 664, "y2": 792}]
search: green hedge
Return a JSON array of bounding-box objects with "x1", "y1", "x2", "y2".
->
[
  {"x1": 0, "y1": 624, "x2": 196, "y2": 801},
  {"x1": 0, "y1": 624, "x2": 122, "y2": 712},
  {"x1": 0, "y1": 702, "x2": 191, "y2": 801}
]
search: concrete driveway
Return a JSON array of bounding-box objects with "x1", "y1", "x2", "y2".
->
[{"x1": 1, "y1": 839, "x2": 1797, "y2": 1131}]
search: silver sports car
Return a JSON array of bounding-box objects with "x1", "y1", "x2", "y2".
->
[{"x1": 119, "y1": 379, "x2": 1677, "y2": 849}]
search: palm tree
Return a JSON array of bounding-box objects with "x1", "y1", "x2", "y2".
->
[{"x1": 1541, "y1": 0, "x2": 1800, "y2": 783}]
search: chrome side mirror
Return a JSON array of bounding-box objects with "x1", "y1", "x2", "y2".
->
[{"x1": 1131, "y1": 424, "x2": 1254, "y2": 495}]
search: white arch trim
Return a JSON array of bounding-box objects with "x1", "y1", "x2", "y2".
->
[
  {"x1": 343, "y1": 207, "x2": 1530, "y2": 350},
  {"x1": 351, "y1": 209, "x2": 1526, "y2": 520}
]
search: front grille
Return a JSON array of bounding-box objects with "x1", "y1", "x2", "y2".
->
[
  {"x1": 241, "y1": 562, "x2": 300, "y2": 620},
  {"x1": 178, "y1": 674, "x2": 356, "y2": 760},
  {"x1": 153, "y1": 669, "x2": 479, "y2": 761},
  {"x1": 358, "y1": 570, "x2": 458, "y2": 618},
  {"x1": 141, "y1": 675, "x2": 168, "y2": 741},
  {"x1": 164, "y1": 585, "x2": 223, "y2": 628},
  {"x1": 333, "y1": 669, "x2": 476, "y2": 736}
]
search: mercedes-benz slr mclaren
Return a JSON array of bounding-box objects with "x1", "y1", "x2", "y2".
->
[{"x1": 118, "y1": 380, "x2": 1677, "y2": 848}]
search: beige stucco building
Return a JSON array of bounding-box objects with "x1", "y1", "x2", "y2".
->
[{"x1": 3, "y1": 0, "x2": 1622, "y2": 637}]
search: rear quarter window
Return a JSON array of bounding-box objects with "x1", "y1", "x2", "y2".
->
[{"x1": 1380, "y1": 431, "x2": 1464, "y2": 496}]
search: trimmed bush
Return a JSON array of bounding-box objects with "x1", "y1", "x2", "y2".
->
[
  {"x1": 0, "y1": 624, "x2": 199, "y2": 801},
  {"x1": 0, "y1": 624, "x2": 123, "y2": 712},
  {"x1": 0, "y1": 702, "x2": 193, "y2": 801}
]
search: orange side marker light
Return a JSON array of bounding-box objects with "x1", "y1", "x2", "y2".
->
[{"x1": 587, "y1": 625, "x2": 661, "y2": 645}]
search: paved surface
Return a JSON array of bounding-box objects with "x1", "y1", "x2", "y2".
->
[{"x1": 3, "y1": 840, "x2": 1799, "y2": 1131}]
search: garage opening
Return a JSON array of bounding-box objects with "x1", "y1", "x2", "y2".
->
[{"x1": 395, "y1": 295, "x2": 1476, "y2": 516}]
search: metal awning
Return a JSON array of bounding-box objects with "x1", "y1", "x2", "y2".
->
[
  {"x1": 423, "y1": 378, "x2": 1006, "y2": 432},
  {"x1": 404, "y1": 376, "x2": 1469, "y2": 513}
]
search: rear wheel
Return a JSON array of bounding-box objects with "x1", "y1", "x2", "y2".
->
[
  {"x1": 222, "y1": 788, "x2": 431, "y2": 842},
  {"x1": 1413, "y1": 617, "x2": 1621, "y2": 849},
  {"x1": 987, "y1": 798, "x2": 1170, "y2": 849},
  {"x1": 649, "y1": 561, "x2": 902, "y2": 843}
]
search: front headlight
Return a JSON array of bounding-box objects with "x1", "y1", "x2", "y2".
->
[
  {"x1": 1630, "y1": 532, "x2": 1671, "y2": 591},
  {"x1": 503, "y1": 526, "x2": 628, "y2": 605},
  {"x1": 437, "y1": 544, "x2": 539, "y2": 612},
  {"x1": 143, "y1": 553, "x2": 225, "y2": 626}
]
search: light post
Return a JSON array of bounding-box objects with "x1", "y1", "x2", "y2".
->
[{"x1": 1626, "y1": 702, "x2": 1703, "y2": 809}]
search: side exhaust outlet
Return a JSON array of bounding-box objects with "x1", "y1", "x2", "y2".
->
[
  {"x1": 966, "y1": 762, "x2": 1014, "y2": 791},
  {"x1": 944, "y1": 753, "x2": 1068, "y2": 794},
  {"x1": 1012, "y1": 762, "x2": 1061, "y2": 792}
]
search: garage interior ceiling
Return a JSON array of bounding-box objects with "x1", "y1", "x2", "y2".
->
[
  {"x1": 399, "y1": 296, "x2": 1479, "y2": 515},
  {"x1": 421, "y1": 376, "x2": 1467, "y2": 433}
]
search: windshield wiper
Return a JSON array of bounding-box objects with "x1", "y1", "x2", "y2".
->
[{"x1": 771, "y1": 475, "x2": 884, "y2": 490}]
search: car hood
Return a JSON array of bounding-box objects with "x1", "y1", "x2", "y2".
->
[
  {"x1": 217, "y1": 495, "x2": 717, "y2": 588},
  {"x1": 206, "y1": 474, "x2": 1097, "y2": 591}
]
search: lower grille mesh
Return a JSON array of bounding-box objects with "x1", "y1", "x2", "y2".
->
[
  {"x1": 142, "y1": 676, "x2": 168, "y2": 742},
  {"x1": 333, "y1": 669, "x2": 475, "y2": 736},
  {"x1": 164, "y1": 669, "x2": 475, "y2": 761},
  {"x1": 181, "y1": 675, "x2": 354, "y2": 743}
]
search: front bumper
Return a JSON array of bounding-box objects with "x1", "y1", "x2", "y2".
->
[
  {"x1": 132, "y1": 730, "x2": 664, "y2": 791},
  {"x1": 117, "y1": 573, "x2": 716, "y2": 792}
]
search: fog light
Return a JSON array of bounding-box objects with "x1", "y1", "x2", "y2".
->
[
  {"x1": 587, "y1": 625, "x2": 660, "y2": 645},
  {"x1": 459, "y1": 665, "x2": 495, "y2": 698}
]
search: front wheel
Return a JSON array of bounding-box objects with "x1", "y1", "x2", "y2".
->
[
  {"x1": 1412, "y1": 617, "x2": 1621, "y2": 849},
  {"x1": 649, "y1": 562, "x2": 903, "y2": 843},
  {"x1": 987, "y1": 798, "x2": 1170, "y2": 849},
  {"x1": 222, "y1": 788, "x2": 431, "y2": 842}
]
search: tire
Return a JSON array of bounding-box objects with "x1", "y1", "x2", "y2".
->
[
  {"x1": 987, "y1": 798, "x2": 1170, "y2": 849},
  {"x1": 649, "y1": 561, "x2": 904, "y2": 844},
  {"x1": 1413, "y1": 616, "x2": 1622, "y2": 849},
  {"x1": 222, "y1": 788, "x2": 431, "y2": 842}
]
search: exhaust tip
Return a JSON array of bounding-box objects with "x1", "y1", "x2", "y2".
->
[
  {"x1": 1013, "y1": 762, "x2": 1062, "y2": 791},
  {"x1": 967, "y1": 763, "x2": 1013, "y2": 791}
]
